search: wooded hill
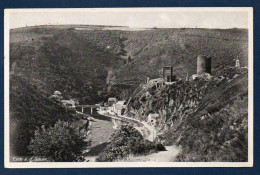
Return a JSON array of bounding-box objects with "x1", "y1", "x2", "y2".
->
[
  {"x1": 10, "y1": 75, "x2": 74, "y2": 156},
  {"x1": 10, "y1": 26, "x2": 248, "y2": 103}
]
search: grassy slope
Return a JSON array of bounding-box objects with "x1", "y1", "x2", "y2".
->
[
  {"x1": 177, "y1": 76, "x2": 248, "y2": 162},
  {"x1": 164, "y1": 70, "x2": 248, "y2": 161}
]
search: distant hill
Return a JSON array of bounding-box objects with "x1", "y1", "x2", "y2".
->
[{"x1": 10, "y1": 26, "x2": 248, "y2": 103}]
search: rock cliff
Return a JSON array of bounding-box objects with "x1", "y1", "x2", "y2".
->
[{"x1": 125, "y1": 67, "x2": 248, "y2": 161}]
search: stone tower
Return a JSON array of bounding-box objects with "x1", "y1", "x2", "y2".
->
[
  {"x1": 197, "y1": 55, "x2": 211, "y2": 75},
  {"x1": 235, "y1": 59, "x2": 240, "y2": 68},
  {"x1": 163, "y1": 66, "x2": 173, "y2": 82}
]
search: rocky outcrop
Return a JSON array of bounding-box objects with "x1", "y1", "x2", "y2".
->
[
  {"x1": 125, "y1": 67, "x2": 247, "y2": 133},
  {"x1": 125, "y1": 78, "x2": 214, "y2": 132},
  {"x1": 125, "y1": 67, "x2": 248, "y2": 162}
]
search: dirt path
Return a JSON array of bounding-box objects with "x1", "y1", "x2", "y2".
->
[
  {"x1": 118, "y1": 146, "x2": 181, "y2": 162},
  {"x1": 142, "y1": 146, "x2": 181, "y2": 162}
]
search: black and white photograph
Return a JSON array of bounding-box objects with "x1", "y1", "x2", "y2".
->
[{"x1": 4, "y1": 8, "x2": 253, "y2": 168}]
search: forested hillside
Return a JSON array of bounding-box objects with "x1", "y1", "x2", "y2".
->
[
  {"x1": 10, "y1": 26, "x2": 248, "y2": 102},
  {"x1": 10, "y1": 75, "x2": 74, "y2": 156},
  {"x1": 10, "y1": 26, "x2": 125, "y2": 104}
]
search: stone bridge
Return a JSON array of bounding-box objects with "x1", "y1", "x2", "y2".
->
[{"x1": 76, "y1": 105, "x2": 97, "y2": 114}]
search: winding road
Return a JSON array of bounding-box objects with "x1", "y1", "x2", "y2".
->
[{"x1": 97, "y1": 111, "x2": 157, "y2": 142}]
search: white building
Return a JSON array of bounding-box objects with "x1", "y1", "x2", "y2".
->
[
  {"x1": 147, "y1": 113, "x2": 160, "y2": 126},
  {"x1": 191, "y1": 74, "x2": 199, "y2": 80},
  {"x1": 99, "y1": 106, "x2": 109, "y2": 112},
  {"x1": 61, "y1": 99, "x2": 76, "y2": 108},
  {"x1": 191, "y1": 73, "x2": 212, "y2": 81},
  {"x1": 148, "y1": 78, "x2": 165, "y2": 88},
  {"x1": 54, "y1": 91, "x2": 62, "y2": 95},
  {"x1": 108, "y1": 97, "x2": 117, "y2": 106},
  {"x1": 113, "y1": 101, "x2": 127, "y2": 116},
  {"x1": 235, "y1": 59, "x2": 240, "y2": 68}
]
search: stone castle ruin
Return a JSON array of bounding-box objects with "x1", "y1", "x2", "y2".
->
[
  {"x1": 162, "y1": 66, "x2": 177, "y2": 82},
  {"x1": 145, "y1": 55, "x2": 212, "y2": 86},
  {"x1": 197, "y1": 55, "x2": 212, "y2": 75},
  {"x1": 190, "y1": 55, "x2": 212, "y2": 80},
  {"x1": 161, "y1": 55, "x2": 212, "y2": 83}
]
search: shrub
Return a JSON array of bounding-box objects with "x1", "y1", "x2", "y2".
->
[
  {"x1": 96, "y1": 125, "x2": 164, "y2": 162},
  {"x1": 28, "y1": 120, "x2": 89, "y2": 162},
  {"x1": 156, "y1": 143, "x2": 166, "y2": 151}
]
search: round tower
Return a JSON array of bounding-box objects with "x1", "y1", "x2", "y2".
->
[{"x1": 197, "y1": 55, "x2": 211, "y2": 75}]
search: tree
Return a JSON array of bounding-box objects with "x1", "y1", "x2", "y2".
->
[
  {"x1": 28, "y1": 120, "x2": 89, "y2": 162},
  {"x1": 96, "y1": 125, "x2": 164, "y2": 162}
]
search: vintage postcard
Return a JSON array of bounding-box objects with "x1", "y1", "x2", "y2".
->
[{"x1": 4, "y1": 8, "x2": 253, "y2": 168}]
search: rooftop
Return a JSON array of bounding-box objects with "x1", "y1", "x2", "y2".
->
[{"x1": 108, "y1": 97, "x2": 117, "y2": 101}]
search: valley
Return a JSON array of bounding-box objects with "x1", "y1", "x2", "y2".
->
[{"x1": 9, "y1": 25, "x2": 248, "y2": 162}]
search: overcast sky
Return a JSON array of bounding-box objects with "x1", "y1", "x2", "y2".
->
[{"x1": 7, "y1": 8, "x2": 250, "y2": 29}]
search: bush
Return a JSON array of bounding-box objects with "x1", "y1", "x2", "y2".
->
[
  {"x1": 28, "y1": 120, "x2": 89, "y2": 162},
  {"x1": 96, "y1": 125, "x2": 164, "y2": 162}
]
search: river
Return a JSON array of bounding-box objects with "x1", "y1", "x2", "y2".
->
[{"x1": 83, "y1": 112, "x2": 115, "y2": 160}]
